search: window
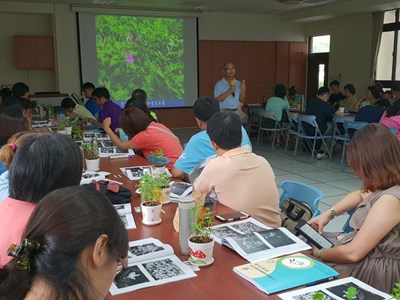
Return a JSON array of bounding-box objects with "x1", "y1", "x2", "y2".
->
[
  {"x1": 310, "y1": 35, "x2": 330, "y2": 53},
  {"x1": 376, "y1": 9, "x2": 400, "y2": 87}
]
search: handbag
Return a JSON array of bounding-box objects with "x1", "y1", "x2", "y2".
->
[
  {"x1": 280, "y1": 198, "x2": 313, "y2": 235},
  {"x1": 84, "y1": 180, "x2": 132, "y2": 204}
]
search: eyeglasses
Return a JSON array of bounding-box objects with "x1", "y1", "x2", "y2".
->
[{"x1": 116, "y1": 257, "x2": 128, "y2": 275}]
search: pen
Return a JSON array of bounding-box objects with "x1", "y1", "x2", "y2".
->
[{"x1": 305, "y1": 276, "x2": 339, "y2": 287}]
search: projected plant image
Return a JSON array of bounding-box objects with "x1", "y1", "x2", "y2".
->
[{"x1": 96, "y1": 15, "x2": 184, "y2": 102}]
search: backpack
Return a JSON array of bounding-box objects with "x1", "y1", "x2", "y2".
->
[
  {"x1": 84, "y1": 180, "x2": 132, "y2": 204},
  {"x1": 280, "y1": 198, "x2": 313, "y2": 235}
]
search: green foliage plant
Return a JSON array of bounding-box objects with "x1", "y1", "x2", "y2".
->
[
  {"x1": 82, "y1": 140, "x2": 99, "y2": 160},
  {"x1": 391, "y1": 282, "x2": 400, "y2": 300},
  {"x1": 138, "y1": 172, "x2": 170, "y2": 202},
  {"x1": 190, "y1": 204, "x2": 214, "y2": 243},
  {"x1": 96, "y1": 15, "x2": 184, "y2": 102}
]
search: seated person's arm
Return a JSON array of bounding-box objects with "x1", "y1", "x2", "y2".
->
[
  {"x1": 86, "y1": 118, "x2": 102, "y2": 126},
  {"x1": 103, "y1": 117, "x2": 136, "y2": 150},
  {"x1": 170, "y1": 166, "x2": 188, "y2": 181},
  {"x1": 313, "y1": 194, "x2": 400, "y2": 263},
  {"x1": 215, "y1": 84, "x2": 235, "y2": 103},
  {"x1": 309, "y1": 190, "x2": 365, "y2": 233}
]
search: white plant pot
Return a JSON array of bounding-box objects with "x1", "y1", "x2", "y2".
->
[
  {"x1": 64, "y1": 126, "x2": 72, "y2": 135},
  {"x1": 188, "y1": 237, "x2": 214, "y2": 266},
  {"x1": 141, "y1": 201, "x2": 162, "y2": 225},
  {"x1": 85, "y1": 158, "x2": 100, "y2": 171},
  {"x1": 152, "y1": 166, "x2": 167, "y2": 176}
]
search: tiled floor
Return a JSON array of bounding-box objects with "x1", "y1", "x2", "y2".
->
[{"x1": 172, "y1": 127, "x2": 361, "y2": 232}]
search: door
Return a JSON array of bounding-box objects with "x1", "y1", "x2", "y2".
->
[{"x1": 306, "y1": 53, "x2": 329, "y2": 100}]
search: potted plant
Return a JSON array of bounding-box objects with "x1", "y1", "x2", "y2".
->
[
  {"x1": 139, "y1": 172, "x2": 171, "y2": 204},
  {"x1": 188, "y1": 205, "x2": 215, "y2": 266},
  {"x1": 82, "y1": 139, "x2": 99, "y2": 171},
  {"x1": 147, "y1": 149, "x2": 170, "y2": 176}
]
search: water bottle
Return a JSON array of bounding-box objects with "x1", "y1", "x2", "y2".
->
[
  {"x1": 57, "y1": 111, "x2": 65, "y2": 130},
  {"x1": 179, "y1": 195, "x2": 195, "y2": 255}
]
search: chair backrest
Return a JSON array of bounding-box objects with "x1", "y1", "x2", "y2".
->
[
  {"x1": 260, "y1": 111, "x2": 278, "y2": 129},
  {"x1": 279, "y1": 180, "x2": 324, "y2": 218},
  {"x1": 332, "y1": 115, "x2": 355, "y2": 137},
  {"x1": 344, "y1": 121, "x2": 368, "y2": 139},
  {"x1": 297, "y1": 114, "x2": 323, "y2": 137},
  {"x1": 287, "y1": 112, "x2": 299, "y2": 132},
  {"x1": 342, "y1": 207, "x2": 356, "y2": 233}
]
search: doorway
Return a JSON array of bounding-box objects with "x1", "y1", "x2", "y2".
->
[{"x1": 307, "y1": 53, "x2": 329, "y2": 100}]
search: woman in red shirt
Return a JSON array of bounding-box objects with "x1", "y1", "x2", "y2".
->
[{"x1": 103, "y1": 107, "x2": 183, "y2": 170}]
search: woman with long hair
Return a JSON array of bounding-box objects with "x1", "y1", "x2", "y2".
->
[
  {"x1": 0, "y1": 186, "x2": 128, "y2": 299},
  {"x1": 309, "y1": 124, "x2": 400, "y2": 293}
]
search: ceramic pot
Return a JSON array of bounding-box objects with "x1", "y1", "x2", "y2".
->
[
  {"x1": 188, "y1": 236, "x2": 214, "y2": 266},
  {"x1": 85, "y1": 158, "x2": 100, "y2": 171},
  {"x1": 141, "y1": 200, "x2": 162, "y2": 225}
]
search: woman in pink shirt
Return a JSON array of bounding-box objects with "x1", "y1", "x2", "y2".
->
[
  {"x1": 0, "y1": 186, "x2": 128, "y2": 299},
  {"x1": 0, "y1": 133, "x2": 82, "y2": 267},
  {"x1": 103, "y1": 107, "x2": 183, "y2": 170},
  {"x1": 379, "y1": 100, "x2": 400, "y2": 139}
]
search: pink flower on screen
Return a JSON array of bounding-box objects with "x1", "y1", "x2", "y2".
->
[
  {"x1": 135, "y1": 36, "x2": 139, "y2": 42},
  {"x1": 126, "y1": 53, "x2": 134, "y2": 64}
]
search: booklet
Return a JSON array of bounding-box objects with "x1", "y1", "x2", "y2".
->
[
  {"x1": 98, "y1": 140, "x2": 135, "y2": 158},
  {"x1": 83, "y1": 131, "x2": 109, "y2": 141},
  {"x1": 278, "y1": 277, "x2": 390, "y2": 300},
  {"x1": 113, "y1": 204, "x2": 136, "y2": 230},
  {"x1": 109, "y1": 238, "x2": 197, "y2": 295},
  {"x1": 80, "y1": 171, "x2": 111, "y2": 185},
  {"x1": 211, "y1": 218, "x2": 310, "y2": 262},
  {"x1": 234, "y1": 253, "x2": 339, "y2": 295},
  {"x1": 169, "y1": 182, "x2": 193, "y2": 202},
  {"x1": 120, "y1": 166, "x2": 172, "y2": 181}
]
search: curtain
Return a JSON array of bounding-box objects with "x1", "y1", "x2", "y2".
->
[{"x1": 370, "y1": 11, "x2": 384, "y2": 84}]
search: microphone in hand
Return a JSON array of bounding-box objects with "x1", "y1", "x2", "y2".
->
[{"x1": 229, "y1": 80, "x2": 236, "y2": 97}]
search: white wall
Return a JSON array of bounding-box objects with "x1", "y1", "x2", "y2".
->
[
  {"x1": 0, "y1": 11, "x2": 56, "y2": 93},
  {"x1": 199, "y1": 12, "x2": 306, "y2": 41},
  {"x1": 305, "y1": 13, "x2": 373, "y2": 99}
]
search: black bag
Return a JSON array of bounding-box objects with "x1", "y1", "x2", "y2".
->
[
  {"x1": 280, "y1": 198, "x2": 313, "y2": 235},
  {"x1": 84, "y1": 180, "x2": 132, "y2": 204}
]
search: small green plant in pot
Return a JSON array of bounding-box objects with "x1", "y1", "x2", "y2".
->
[
  {"x1": 138, "y1": 172, "x2": 170, "y2": 204},
  {"x1": 148, "y1": 149, "x2": 170, "y2": 176},
  {"x1": 82, "y1": 139, "x2": 99, "y2": 171},
  {"x1": 188, "y1": 205, "x2": 215, "y2": 266}
]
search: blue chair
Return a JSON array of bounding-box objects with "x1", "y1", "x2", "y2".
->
[
  {"x1": 341, "y1": 121, "x2": 369, "y2": 165},
  {"x1": 329, "y1": 115, "x2": 355, "y2": 160},
  {"x1": 342, "y1": 207, "x2": 356, "y2": 233},
  {"x1": 279, "y1": 180, "x2": 324, "y2": 218},
  {"x1": 294, "y1": 115, "x2": 332, "y2": 161},
  {"x1": 257, "y1": 111, "x2": 287, "y2": 149}
]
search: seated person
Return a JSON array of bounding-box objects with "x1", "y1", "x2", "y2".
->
[
  {"x1": 309, "y1": 124, "x2": 400, "y2": 293},
  {"x1": 0, "y1": 186, "x2": 128, "y2": 299},
  {"x1": 92, "y1": 87, "x2": 122, "y2": 132},
  {"x1": 193, "y1": 112, "x2": 281, "y2": 227},
  {"x1": 355, "y1": 86, "x2": 389, "y2": 123},
  {"x1": 171, "y1": 97, "x2": 252, "y2": 180},
  {"x1": 264, "y1": 84, "x2": 290, "y2": 147},
  {"x1": 12, "y1": 82, "x2": 30, "y2": 100},
  {"x1": 286, "y1": 86, "x2": 301, "y2": 110},
  {"x1": 0, "y1": 131, "x2": 38, "y2": 201},
  {"x1": 0, "y1": 133, "x2": 82, "y2": 267},
  {"x1": 131, "y1": 88, "x2": 158, "y2": 121},
  {"x1": 61, "y1": 97, "x2": 99, "y2": 125},
  {"x1": 81, "y1": 82, "x2": 100, "y2": 119},
  {"x1": 341, "y1": 83, "x2": 359, "y2": 112},
  {"x1": 0, "y1": 111, "x2": 29, "y2": 147},
  {"x1": 305, "y1": 87, "x2": 341, "y2": 159},
  {"x1": 103, "y1": 107, "x2": 183, "y2": 170},
  {"x1": 379, "y1": 99, "x2": 400, "y2": 139},
  {"x1": 328, "y1": 80, "x2": 344, "y2": 108}
]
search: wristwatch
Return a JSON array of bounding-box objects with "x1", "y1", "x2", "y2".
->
[{"x1": 329, "y1": 208, "x2": 337, "y2": 218}]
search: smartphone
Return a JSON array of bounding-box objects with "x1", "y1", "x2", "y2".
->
[
  {"x1": 215, "y1": 212, "x2": 250, "y2": 222},
  {"x1": 295, "y1": 220, "x2": 334, "y2": 249}
]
